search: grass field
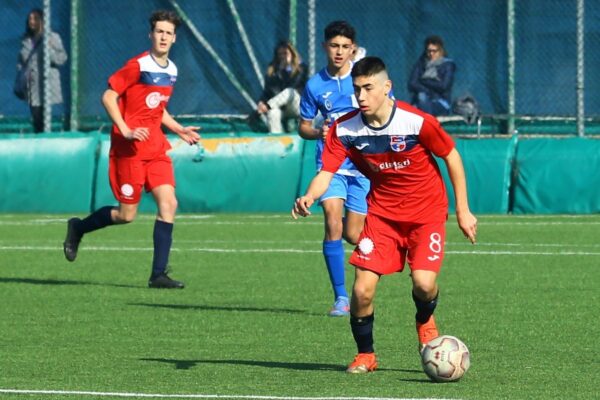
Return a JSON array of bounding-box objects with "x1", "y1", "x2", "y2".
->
[{"x1": 0, "y1": 213, "x2": 598, "y2": 400}]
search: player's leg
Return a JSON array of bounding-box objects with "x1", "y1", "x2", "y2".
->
[
  {"x1": 321, "y1": 176, "x2": 349, "y2": 316},
  {"x1": 321, "y1": 197, "x2": 348, "y2": 315},
  {"x1": 412, "y1": 270, "x2": 439, "y2": 351},
  {"x1": 346, "y1": 214, "x2": 404, "y2": 373},
  {"x1": 407, "y1": 222, "x2": 446, "y2": 350},
  {"x1": 63, "y1": 157, "x2": 142, "y2": 262},
  {"x1": 342, "y1": 211, "x2": 365, "y2": 245},
  {"x1": 347, "y1": 267, "x2": 380, "y2": 373},
  {"x1": 146, "y1": 156, "x2": 183, "y2": 289},
  {"x1": 342, "y1": 175, "x2": 369, "y2": 245}
]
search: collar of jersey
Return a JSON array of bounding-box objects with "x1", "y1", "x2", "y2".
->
[
  {"x1": 324, "y1": 61, "x2": 353, "y2": 80},
  {"x1": 360, "y1": 101, "x2": 397, "y2": 131},
  {"x1": 149, "y1": 52, "x2": 170, "y2": 69}
]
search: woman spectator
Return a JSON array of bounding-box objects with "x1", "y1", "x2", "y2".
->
[
  {"x1": 407, "y1": 35, "x2": 455, "y2": 116},
  {"x1": 256, "y1": 41, "x2": 308, "y2": 133}
]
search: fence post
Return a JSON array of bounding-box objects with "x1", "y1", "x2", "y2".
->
[
  {"x1": 289, "y1": 0, "x2": 297, "y2": 46},
  {"x1": 43, "y1": 0, "x2": 52, "y2": 132},
  {"x1": 70, "y1": 0, "x2": 79, "y2": 131},
  {"x1": 507, "y1": 0, "x2": 516, "y2": 135},
  {"x1": 307, "y1": 0, "x2": 316, "y2": 76},
  {"x1": 576, "y1": 0, "x2": 585, "y2": 137}
]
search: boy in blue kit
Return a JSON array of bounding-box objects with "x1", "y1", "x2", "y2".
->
[{"x1": 298, "y1": 21, "x2": 369, "y2": 316}]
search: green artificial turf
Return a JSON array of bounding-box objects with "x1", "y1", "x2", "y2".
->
[{"x1": 0, "y1": 213, "x2": 598, "y2": 399}]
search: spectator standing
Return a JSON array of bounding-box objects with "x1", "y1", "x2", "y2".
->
[
  {"x1": 256, "y1": 41, "x2": 308, "y2": 133},
  {"x1": 407, "y1": 35, "x2": 455, "y2": 116},
  {"x1": 16, "y1": 8, "x2": 67, "y2": 133}
]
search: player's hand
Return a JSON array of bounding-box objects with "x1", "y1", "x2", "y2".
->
[
  {"x1": 291, "y1": 195, "x2": 315, "y2": 219},
  {"x1": 179, "y1": 126, "x2": 201, "y2": 145},
  {"x1": 457, "y1": 211, "x2": 477, "y2": 244},
  {"x1": 123, "y1": 127, "x2": 150, "y2": 141}
]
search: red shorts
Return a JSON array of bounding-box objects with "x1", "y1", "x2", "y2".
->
[
  {"x1": 349, "y1": 214, "x2": 446, "y2": 275},
  {"x1": 108, "y1": 154, "x2": 175, "y2": 204}
]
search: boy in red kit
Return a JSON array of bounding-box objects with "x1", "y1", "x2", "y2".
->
[
  {"x1": 63, "y1": 10, "x2": 200, "y2": 288},
  {"x1": 293, "y1": 57, "x2": 477, "y2": 373}
]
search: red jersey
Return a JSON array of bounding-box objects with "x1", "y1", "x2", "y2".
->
[
  {"x1": 322, "y1": 101, "x2": 455, "y2": 223},
  {"x1": 107, "y1": 51, "x2": 177, "y2": 159}
]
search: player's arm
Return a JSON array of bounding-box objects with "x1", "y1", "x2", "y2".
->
[
  {"x1": 298, "y1": 119, "x2": 329, "y2": 140},
  {"x1": 162, "y1": 109, "x2": 200, "y2": 145},
  {"x1": 298, "y1": 84, "x2": 329, "y2": 140},
  {"x1": 442, "y1": 148, "x2": 477, "y2": 244},
  {"x1": 298, "y1": 115, "x2": 332, "y2": 141},
  {"x1": 101, "y1": 88, "x2": 149, "y2": 141},
  {"x1": 293, "y1": 122, "x2": 347, "y2": 219},
  {"x1": 292, "y1": 170, "x2": 334, "y2": 219}
]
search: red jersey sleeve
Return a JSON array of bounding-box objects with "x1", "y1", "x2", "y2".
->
[
  {"x1": 418, "y1": 116, "x2": 455, "y2": 157},
  {"x1": 321, "y1": 123, "x2": 350, "y2": 173},
  {"x1": 107, "y1": 58, "x2": 141, "y2": 95}
]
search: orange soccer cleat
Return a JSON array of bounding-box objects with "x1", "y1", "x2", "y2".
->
[
  {"x1": 346, "y1": 352, "x2": 378, "y2": 374},
  {"x1": 417, "y1": 315, "x2": 439, "y2": 352}
]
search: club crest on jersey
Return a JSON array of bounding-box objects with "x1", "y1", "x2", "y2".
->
[
  {"x1": 324, "y1": 99, "x2": 333, "y2": 111},
  {"x1": 390, "y1": 135, "x2": 407, "y2": 152},
  {"x1": 145, "y1": 92, "x2": 170, "y2": 109}
]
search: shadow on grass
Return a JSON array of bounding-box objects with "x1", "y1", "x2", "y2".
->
[
  {"x1": 140, "y1": 358, "x2": 344, "y2": 371},
  {"x1": 129, "y1": 302, "x2": 308, "y2": 314},
  {"x1": 0, "y1": 276, "x2": 139, "y2": 289},
  {"x1": 140, "y1": 357, "x2": 423, "y2": 375}
]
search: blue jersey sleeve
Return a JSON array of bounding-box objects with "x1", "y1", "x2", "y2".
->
[{"x1": 300, "y1": 82, "x2": 319, "y2": 121}]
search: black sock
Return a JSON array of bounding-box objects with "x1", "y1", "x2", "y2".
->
[
  {"x1": 151, "y1": 220, "x2": 173, "y2": 278},
  {"x1": 77, "y1": 206, "x2": 114, "y2": 235},
  {"x1": 413, "y1": 290, "x2": 438, "y2": 323},
  {"x1": 350, "y1": 313, "x2": 375, "y2": 353}
]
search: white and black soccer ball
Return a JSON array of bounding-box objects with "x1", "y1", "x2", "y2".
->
[{"x1": 421, "y1": 335, "x2": 470, "y2": 382}]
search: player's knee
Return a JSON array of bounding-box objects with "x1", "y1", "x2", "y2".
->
[
  {"x1": 115, "y1": 211, "x2": 136, "y2": 224},
  {"x1": 154, "y1": 199, "x2": 177, "y2": 223},
  {"x1": 159, "y1": 197, "x2": 178, "y2": 215},
  {"x1": 413, "y1": 279, "x2": 438, "y2": 300},
  {"x1": 325, "y1": 217, "x2": 343, "y2": 238},
  {"x1": 168, "y1": 197, "x2": 178, "y2": 213},
  {"x1": 352, "y1": 283, "x2": 375, "y2": 307}
]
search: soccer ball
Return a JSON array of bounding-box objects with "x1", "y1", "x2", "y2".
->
[{"x1": 421, "y1": 335, "x2": 470, "y2": 382}]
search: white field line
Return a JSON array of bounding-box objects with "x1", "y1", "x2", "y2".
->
[
  {"x1": 0, "y1": 245, "x2": 599, "y2": 256},
  {"x1": 0, "y1": 389, "x2": 457, "y2": 400},
  {"x1": 9, "y1": 238, "x2": 598, "y2": 249},
  {"x1": 1, "y1": 218, "x2": 600, "y2": 226},
  {"x1": 0, "y1": 213, "x2": 595, "y2": 220}
]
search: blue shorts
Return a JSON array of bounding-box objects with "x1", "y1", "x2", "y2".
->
[{"x1": 320, "y1": 173, "x2": 370, "y2": 214}]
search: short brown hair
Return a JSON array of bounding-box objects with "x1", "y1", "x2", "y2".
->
[
  {"x1": 149, "y1": 10, "x2": 181, "y2": 32},
  {"x1": 351, "y1": 56, "x2": 387, "y2": 79}
]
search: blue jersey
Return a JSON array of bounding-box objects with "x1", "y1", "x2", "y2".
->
[{"x1": 300, "y1": 66, "x2": 361, "y2": 176}]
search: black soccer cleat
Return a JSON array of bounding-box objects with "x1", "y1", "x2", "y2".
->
[
  {"x1": 63, "y1": 217, "x2": 83, "y2": 262},
  {"x1": 148, "y1": 273, "x2": 185, "y2": 289}
]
